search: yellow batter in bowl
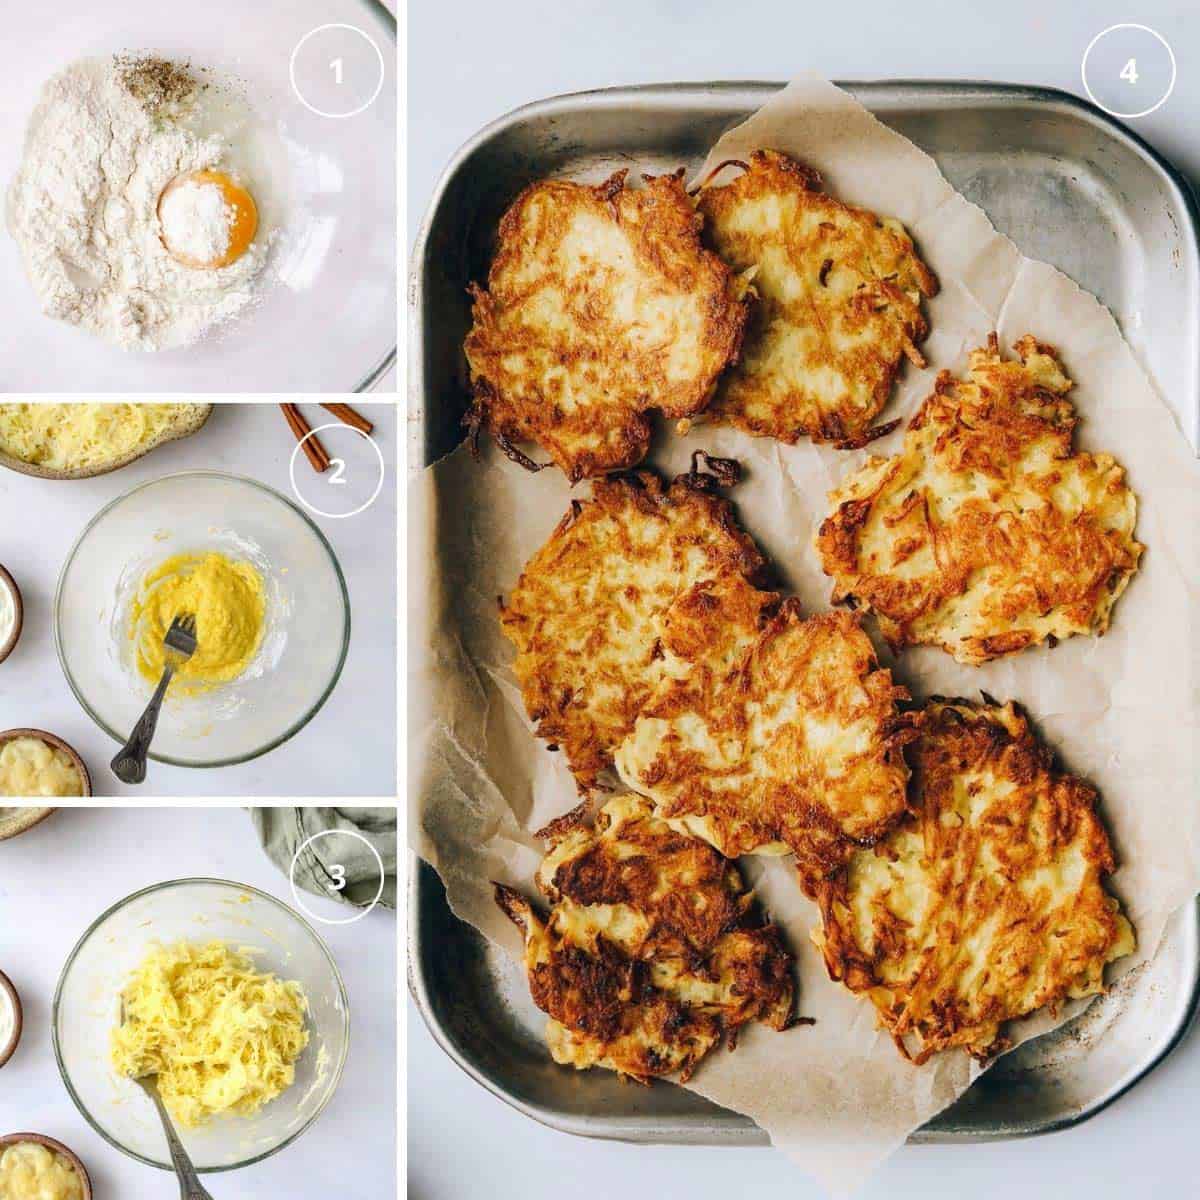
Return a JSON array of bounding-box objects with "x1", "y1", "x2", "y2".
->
[
  {"x1": 111, "y1": 940, "x2": 309, "y2": 1128},
  {"x1": 130, "y1": 551, "x2": 265, "y2": 693}
]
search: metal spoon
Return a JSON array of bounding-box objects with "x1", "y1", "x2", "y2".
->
[
  {"x1": 111, "y1": 613, "x2": 197, "y2": 785},
  {"x1": 119, "y1": 1003, "x2": 215, "y2": 1199}
]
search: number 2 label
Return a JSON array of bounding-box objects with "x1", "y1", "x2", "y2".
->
[
  {"x1": 328, "y1": 457, "x2": 347, "y2": 485},
  {"x1": 1120, "y1": 58, "x2": 1138, "y2": 84}
]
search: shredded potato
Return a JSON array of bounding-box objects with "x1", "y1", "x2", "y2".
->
[
  {"x1": 0, "y1": 403, "x2": 202, "y2": 471},
  {"x1": 111, "y1": 940, "x2": 309, "y2": 1128}
]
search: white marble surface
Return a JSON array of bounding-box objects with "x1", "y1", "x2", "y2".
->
[
  {"x1": 407, "y1": 1, "x2": 1200, "y2": 1196},
  {"x1": 0, "y1": 805, "x2": 396, "y2": 1199},
  {"x1": 0, "y1": 403, "x2": 397, "y2": 796}
]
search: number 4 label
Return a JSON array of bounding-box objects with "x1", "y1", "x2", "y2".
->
[{"x1": 1121, "y1": 58, "x2": 1138, "y2": 84}]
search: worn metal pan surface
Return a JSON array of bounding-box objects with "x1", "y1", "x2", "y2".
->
[{"x1": 408, "y1": 80, "x2": 1200, "y2": 1144}]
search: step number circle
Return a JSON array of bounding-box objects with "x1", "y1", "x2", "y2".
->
[
  {"x1": 1082, "y1": 24, "x2": 1175, "y2": 120},
  {"x1": 290, "y1": 828, "x2": 386, "y2": 926},
  {"x1": 290, "y1": 23, "x2": 385, "y2": 118}
]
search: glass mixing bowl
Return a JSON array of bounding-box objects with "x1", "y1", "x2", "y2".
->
[
  {"x1": 1, "y1": 0, "x2": 395, "y2": 391},
  {"x1": 54, "y1": 472, "x2": 350, "y2": 768},
  {"x1": 53, "y1": 878, "x2": 350, "y2": 1172}
]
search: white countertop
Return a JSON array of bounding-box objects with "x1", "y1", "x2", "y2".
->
[
  {"x1": 0, "y1": 403, "x2": 397, "y2": 797},
  {"x1": 0, "y1": 805, "x2": 397, "y2": 1199},
  {"x1": 407, "y1": 1, "x2": 1200, "y2": 1196}
]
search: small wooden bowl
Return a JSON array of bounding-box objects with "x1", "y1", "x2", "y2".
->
[
  {"x1": 0, "y1": 404, "x2": 213, "y2": 480},
  {"x1": 0, "y1": 1133, "x2": 92, "y2": 1199},
  {"x1": 0, "y1": 730, "x2": 91, "y2": 798},
  {"x1": 0, "y1": 970, "x2": 21, "y2": 1068},
  {"x1": 0, "y1": 565, "x2": 21, "y2": 666},
  {"x1": 0, "y1": 809, "x2": 55, "y2": 842}
]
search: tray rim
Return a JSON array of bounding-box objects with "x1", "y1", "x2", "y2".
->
[
  {"x1": 408, "y1": 78, "x2": 1200, "y2": 1145},
  {"x1": 408, "y1": 77, "x2": 1200, "y2": 464}
]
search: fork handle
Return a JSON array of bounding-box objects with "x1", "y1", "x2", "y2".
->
[
  {"x1": 111, "y1": 665, "x2": 175, "y2": 785},
  {"x1": 145, "y1": 1084, "x2": 215, "y2": 1199}
]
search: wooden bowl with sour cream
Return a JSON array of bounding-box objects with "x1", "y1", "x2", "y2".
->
[
  {"x1": 0, "y1": 731, "x2": 91, "y2": 799},
  {"x1": 0, "y1": 565, "x2": 21, "y2": 666},
  {"x1": 0, "y1": 1133, "x2": 92, "y2": 1200}
]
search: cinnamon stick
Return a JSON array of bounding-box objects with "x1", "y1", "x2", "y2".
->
[
  {"x1": 279, "y1": 403, "x2": 331, "y2": 473},
  {"x1": 321, "y1": 402, "x2": 374, "y2": 436}
]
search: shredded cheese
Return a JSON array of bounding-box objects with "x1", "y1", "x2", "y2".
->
[
  {"x1": 0, "y1": 403, "x2": 202, "y2": 471},
  {"x1": 111, "y1": 940, "x2": 309, "y2": 1128}
]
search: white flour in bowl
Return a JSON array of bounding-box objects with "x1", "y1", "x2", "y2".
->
[{"x1": 6, "y1": 56, "x2": 269, "y2": 352}]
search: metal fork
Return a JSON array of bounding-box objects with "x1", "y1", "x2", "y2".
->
[
  {"x1": 111, "y1": 613, "x2": 197, "y2": 785},
  {"x1": 120, "y1": 1002, "x2": 215, "y2": 1199}
]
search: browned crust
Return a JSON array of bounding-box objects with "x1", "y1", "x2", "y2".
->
[
  {"x1": 493, "y1": 798, "x2": 796, "y2": 1084},
  {"x1": 619, "y1": 573, "x2": 918, "y2": 893},
  {"x1": 696, "y1": 149, "x2": 937, "y2": 447},
  {"x1": 814, "y1": 698, "x2": 1131, "y2": 1064},
  {"x1": 464, "y1": 170, "x2": 751, "y2": 480},
  {"x1": 814, "y1": 334, "x2": 1144, "y2": 664},
  {"x1": 499, "y1": 462, "x2": 767, "y2": 791}
]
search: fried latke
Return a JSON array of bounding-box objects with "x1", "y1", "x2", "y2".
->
[
  {"x1": 465, "y1": 170, "x2": 750, "y2": 480},
  {"x1": 499, "y1": 461, "x2": 766, "y2": 790},
  {"x1": 695, "y1": 150, "x2": 937, "y2": 448},
  {"x1": 614, "y1": 570, "x2": 915, "y2": 891},
  {"x1": 813, "y1": 698, "x2": 1134, "y2": 1064},
  {"x1": 495, "y1": 794, "x2": 794, "y2": 1083},
  {"x1": 815, "y1": 334, "x2": 1143, "y2": 664}
]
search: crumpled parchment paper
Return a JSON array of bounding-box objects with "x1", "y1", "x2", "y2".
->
[{"x1": 411, "y1": 72, "x2": 1200, "y2": 1194}]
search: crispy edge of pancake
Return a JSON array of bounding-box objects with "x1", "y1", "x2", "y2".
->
[
  {"x1": 498, "y1": 456, "x2": 767, "y2": 792},
  {"x1": 812, "y1": 697, "x2": 1135, "y2": 1064},
  {"x1": 613, "y1": 570, "x2": 917, "y2": 893},
  {"x1": 814, "y1": 333, "x2": 1144, "y2": 665},
  {"x1": 694, "y1": 149, "x2": 938, "y2": 448},
  {"x1": 494, "y1": 794, "x2": 795, "y2": 1083},
  {"x1": 464, "y1": 169, "x2": 751, "y2": 480}
]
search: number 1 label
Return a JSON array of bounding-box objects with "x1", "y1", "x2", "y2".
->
[{"x1": 330, "y1": 57, "x2": 344, "y2": 85}]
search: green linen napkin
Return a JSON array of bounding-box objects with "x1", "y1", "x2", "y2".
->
[{"x1": 251, "y1": 807, "x2": 396, "y2": 910}]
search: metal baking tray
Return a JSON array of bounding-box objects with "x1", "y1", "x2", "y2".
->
[{"x1": 408, "y1": 81, "x2": 1200, "y2": 1144}]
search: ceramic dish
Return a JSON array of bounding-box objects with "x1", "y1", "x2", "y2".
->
[
  {"x1": 55, "y1": 472, "x2": 351, "y2": 768},
  {"x1": 0, "y1": 565, "x2": 21, "y2": 664},
  {"x1": 0, "y1": 807, "x2": 56, "y2": 841},
  {"x1": 0, "y1": 404, "x2": 213, "y2": 480},
  {"x1": 53, "y1": 878, "x2": 350, "y2": 1172},
  {"x1": 0, "y1": 731, "x2": 91, "y2": 798},
  {"x1": 0, "y1": 969, "x2": 22, "y2": 1068},
  {"x1": 1, "y1": 0, "x2": 396, "y2": 392},
  {"x1": 0, "y1": 1133, "x2": 92, "y2": 1199}
]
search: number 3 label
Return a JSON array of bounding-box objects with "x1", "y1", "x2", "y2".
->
[
  {"x1": 1120, "y1": 58, "x2": 1138, "y2": 84},
  {"x1": 327, "y1": 863, "x2": 347, "y2": 893}
]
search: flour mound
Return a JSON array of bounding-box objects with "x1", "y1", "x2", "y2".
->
[{"x1": 6, "y1": 58, "x2": 267, "y2": 352}]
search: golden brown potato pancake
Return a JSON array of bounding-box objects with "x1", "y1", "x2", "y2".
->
[
  {"x1": 465, "y1": 170, "x2": 750, "y2": 480},
  {"x1": 695, "y1": 150, "x2": 937, "y2": 448},
  {"x1": 495, "y1": 793, "x2": 794, "y2": 1083},
  {"x1": 813, "y1": 698, "x2": 1134, "y2": 1064},
  {"x1": 499, "y1": 460, "x2": 766, "y2": 791},
  {"x1": 815, "y1": 334, "x2": 1143, "y2": 665},
  {"x1": 614, "y1": 570, "x2": 916, "y2": 892}
]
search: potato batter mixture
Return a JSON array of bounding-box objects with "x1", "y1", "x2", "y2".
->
[
  {"x1": 111, "y1": 940, "x2": 309, "y2": 1128},
  {"x1": 0, "y1": 1142, "x2": 84, "y2": 1200},
  {"x1": 0, "y1": 737, "x2": 83, "y2": 797},
  {"x1": 130, "y1": 551, "x2": 265, "y2": 692}
]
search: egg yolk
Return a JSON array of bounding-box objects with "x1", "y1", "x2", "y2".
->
[{"x1": 158, "y1": 169, "x2": 259, "y2": 270}]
